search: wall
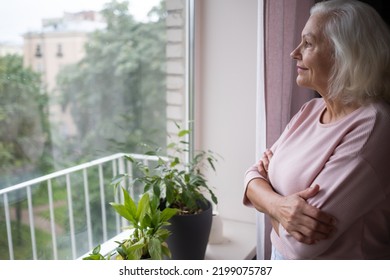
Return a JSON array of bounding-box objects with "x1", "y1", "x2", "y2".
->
[
  {"x1": 23, "y1": 32, "x2": 87, "y2": 137},
  {"x1": 165, "y1": 0, "x2": 188, "y2": 140},
  {"x1": 195, "y1": 0, "x2": 258, "y2": 224}
]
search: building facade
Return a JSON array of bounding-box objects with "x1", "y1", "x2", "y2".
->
[{"x1": 23, "y1": 11, "x2": 106, "y2": 137}]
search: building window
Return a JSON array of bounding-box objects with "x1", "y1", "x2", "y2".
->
[
  {"x1": 35, "y1": 44, "x2": 42, "y2": 57},
  {"x1": 56, "y1": 44, "x2": 63, "y2": 57}
]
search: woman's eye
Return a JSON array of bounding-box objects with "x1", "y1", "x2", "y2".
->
[{"x1": 304, "y1": 41, "x2": 312, "y2": 47}]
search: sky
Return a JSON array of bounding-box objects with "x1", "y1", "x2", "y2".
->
[{"x1": 0, "y1": 0, "x2": 161, "y2": 45}]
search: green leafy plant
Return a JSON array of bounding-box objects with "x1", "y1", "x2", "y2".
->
[
  {"x1": 83, "y1": 191, "x2": 177, "y2": 260},
  {"x1": 82, "y1": 244, "x2": 107, "y2": 260},
  {"x1": 113, "y1": 128, "x2": 219, "y2": 215}
]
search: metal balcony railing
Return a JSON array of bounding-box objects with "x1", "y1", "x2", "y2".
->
[{"x1": 0, "y1": 153, "x2": 161, "y2": 260}]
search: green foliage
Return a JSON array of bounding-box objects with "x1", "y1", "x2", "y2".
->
[
  {"x1": 81, "y1": 244, "x2": 107, "y2": 260},
  {"x1": 83, "y1": 191, "x2": 177, "y2": 260},
  {"x1": 113, "y1": 128, "x2": 219, "y2": 215},
  {"x1": 54, "y1": 0, "x2": 168, "y2": 255},
  {"x1": 0, "y1": 54, "x2": 51, "y2": 184},
  {"x1": 0, "y1": 220, "x2": 53, "y2": 260},
  {"x1": 56, "y1": 0, "x2": 167, "y2": 162}
]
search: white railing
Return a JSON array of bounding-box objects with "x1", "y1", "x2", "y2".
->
[{"x1": 0, "y1": 153, "x2": 160, "y2": 260}]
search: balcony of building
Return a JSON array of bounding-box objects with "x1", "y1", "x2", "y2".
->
[{"x1": 0, "y1": 152, "x2": 256, "y2": 260}]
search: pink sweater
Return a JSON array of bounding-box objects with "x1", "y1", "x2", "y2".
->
[{"x1": 244, "y1": 98, "x2": 390, "y2": 259}]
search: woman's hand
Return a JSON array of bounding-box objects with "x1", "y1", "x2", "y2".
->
[
  {"x1": 248, "y1": 149, "x2": 336, "y2": 245},
  {"x1": 272, "y1": 185, "x2": 337, "y2": 245},
  {"x1": 257, "y1": 149, "x2": 273, "y2": 178}
]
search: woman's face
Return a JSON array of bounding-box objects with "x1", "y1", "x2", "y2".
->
[{"x1": 290, "y1": 14, "x2": 334, "y2": 95}]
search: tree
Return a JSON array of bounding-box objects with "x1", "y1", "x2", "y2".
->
[
  {"x1": 56, "y1": 0, "x2": 167, "y2": 164},
  {"x1": 0, "y1": 54, "x2": 51, "y2": 186},
  {"x1": 0, "y1": 54, "x2": 51, "y2": 247},
  {"x1": 55, "y1": 0, "x2": 168, "y2": 248}
]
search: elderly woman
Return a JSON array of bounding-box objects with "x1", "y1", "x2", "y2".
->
[{"x1": 244, "y1": 0, "x2": 390, "y2": 259}]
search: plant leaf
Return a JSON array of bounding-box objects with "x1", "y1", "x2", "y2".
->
[
  {"x1": 154, "y1": 228, "x2": 171, "y2": 240},
  {"x1": 170, "y1": 157, "x2": 180, "y2": 167},
  {"x1": 111, "y1": 174, "x2": 126, "y2": 186},
  {"x1": 92, "y1": 244, "x2": 101, "y2": 255},
  {"x1": 209, "y1": 189, "x2": 218, "y2": 205},
  {"x1": 145, "y1": 150, "x2": 157, "y2": 156},
  {"x1": 152, "y1": 179, "x2": 161, "y2": 198},
  {"x1": 110, "y1": 203, "x2": 136, "y2": 224},
  {"x1": 207, "y1": 156, "x2": 216, "y2": 171},
  {"x1": 124, "y1": 155, "x2": 135, "y2": 163},
  {"x1": 121, "y1": 241, "x2": 145, "y2": 260},
  {"x1": 122, "y1": 187, "x2": 137, "y2": 218},
  {"x1": 136, "y1": 193, "x2": 150, "y2": 221},
  {"x1": 160, "y1": 207, "x2": 178, "y2": 223},
  {"x1": 178, "y1": 129, "x2": 190, "y2": 137},
  {"x1": 141, "y1": 212, "x2": 152, "y2": 228},
  {"x1": 167, "y1": 143, "x2": 176, "y2": 149},
  {"x1": 161, "y1": 242, "x2": 172, "y2": 259},
  {"x1": 150, "y1": 194, "x2": 159, "y2": 212},
  {"x1": 148, "y1": 237, "x2": 162, "y2": 260}
]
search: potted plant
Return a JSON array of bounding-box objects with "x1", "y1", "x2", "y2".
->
[
  {"x1": 83, "y1": 190, "x2": 178, "y2": 260},
  {"x1": 112, "y1": 128, "x2": 219, "y2": 259}
]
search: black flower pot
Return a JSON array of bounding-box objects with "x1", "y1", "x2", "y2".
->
[{"x1": 166, "y1": 200, "x2": 213, "y2": 260}]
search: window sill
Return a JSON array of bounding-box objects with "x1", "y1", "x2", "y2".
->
[
  {"x1": 206, "y1": 218, "x2": 256, "y2": 260},
  {"x1": 78, "y1": 218, "x2": 257, "y2": 260}
]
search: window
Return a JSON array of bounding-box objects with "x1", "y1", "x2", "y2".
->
[
  {"x1": 35, "y1": 44, "x2": 42, "y2": 57},
  {"x1": 56, "y1": 44, "x2": 63, "y2": 58},
  {"x1": 0, "y1": 0, "x2": 190, "y2": 260}
]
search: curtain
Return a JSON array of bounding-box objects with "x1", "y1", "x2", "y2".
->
[
  {"x1": 264, "y1": 0, "x2": 316, "y2": 145},
  {"x1": 257, "y1": 0, "x2": 316, "y2": 260}
]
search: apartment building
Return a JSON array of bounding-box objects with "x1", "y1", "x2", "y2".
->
[{"x1": 23, "y1": 11, "x2": 106, "y2": 137}]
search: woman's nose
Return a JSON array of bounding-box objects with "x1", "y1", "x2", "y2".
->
[{"x1": 290, "y1": 46, "x2": 300, "y2": 60}]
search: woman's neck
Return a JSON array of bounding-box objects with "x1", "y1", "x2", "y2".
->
[{"x1": 321, "y1": 98, "x2": 360, "y2": 124}]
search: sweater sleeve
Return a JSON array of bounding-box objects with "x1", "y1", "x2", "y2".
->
[
  {"x1": 275, "y1": 108, "x2": 390, "y2": 259},
  {"x1": 243, "y1": 163, "x2": 262, "y2": 207},
  {"x1": 243, "y1": 100, "x2": 313, "y2": 207},
  {"x1": 243, "y1": 138, "x2": 281, "y2": 207}
]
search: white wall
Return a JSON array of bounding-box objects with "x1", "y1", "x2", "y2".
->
[{"x1": 195, "y1": 0, "x2": 258, "y2": 224}]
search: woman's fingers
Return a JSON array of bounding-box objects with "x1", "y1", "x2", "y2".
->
[
  {"x1": 282, "y1": 212, "x2": 335, "y2": 244},
  {"x1": 276, "y1": 187, "x2": 337, "y2": 243},
  {"x1": 299, "y1": 184, "x2": 321, "y2": 200},
  {"x1": 257, "y1": 149, "x2": 273, "y2": 177},
  {"x1": 299, "y1": 185, "x2": 337, "y2": 228},
  {"x1": 296, "y1": 214, "x2": 335, "y2": 240},
  {"x1": 289, "y1": 231, "x2": 317, "y2": 245},
  {"x1": 262, "y1": 149, "x2": 273, "y2": 171}
]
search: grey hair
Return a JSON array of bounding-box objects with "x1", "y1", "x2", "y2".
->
[{"x1": 311, "y1": 0, "x2": 390, "y2": 105}]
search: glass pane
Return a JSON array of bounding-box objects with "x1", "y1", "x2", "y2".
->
[
  {"x1": 1, "y1": 0, "x2": 189, "y2": 259},
  {"x1": 0, "y1": 0, "x2": 166, "y2": 185}
]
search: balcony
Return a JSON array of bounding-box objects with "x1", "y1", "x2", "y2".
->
[
  {"x1": 0, "y1": 153, "x2": 161, "y2": 260},
  {"x1": 0, "y1": 153, "x2": 256, "y2": 260}
]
